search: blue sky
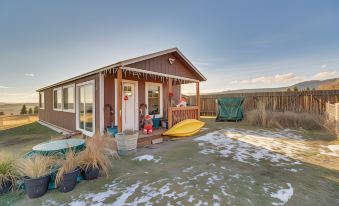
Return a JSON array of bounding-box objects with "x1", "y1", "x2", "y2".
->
[{"x1": 0, "y1": 0, "x2": 339, "y2": 102}]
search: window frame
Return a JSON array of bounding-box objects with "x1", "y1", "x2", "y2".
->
[
  {"x1": 62, "y1": 84, "x2": 75, "y2": 113},
  {"x1": 39, "y1": 92, "x2": 45, "y2": 109},
  {"x1": 53, "y1": 87, "x2": 63, "y2": 111},
  {"x1": 76, "y1": 80, "x2": 96, "y2": 137},
  {"x1": 145, "y1": 82, "x2": 163, "y2": 118}
]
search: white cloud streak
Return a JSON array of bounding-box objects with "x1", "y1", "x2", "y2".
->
[
  {"x1": 230, "y1": 73, "x2": 303, "y2": 84},
  {"x1": 0, "y1": 85, "x2": 10, "y2": 89},
  {"x1": 312, "y1": 71, "x2": 338, "y2": 80},
  {"x1": 24, "y1": 73, "x2": 35, "y2": 77}
]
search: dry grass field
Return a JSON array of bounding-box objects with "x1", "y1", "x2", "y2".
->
[
  {"x1": 0, "y1": 115, "x2": 38, "y2": 131},
  {"x1": 0, "y1": 102, "x2": 38, "y2": 115}
]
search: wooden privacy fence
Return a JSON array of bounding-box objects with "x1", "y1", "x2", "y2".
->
[
  {"x1": 168, "y1": 106, "x2": 199, "y2": 128},
  {"x1": 189, "y1": 90, "x2": 339, "y2": 116}
]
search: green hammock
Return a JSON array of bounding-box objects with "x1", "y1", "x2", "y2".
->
[{"x1": 216, "y1": 97, "x2": 244, "y2": 121}]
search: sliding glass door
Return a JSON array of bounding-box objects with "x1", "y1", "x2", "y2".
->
[{"x1": 77, "y1": 81, "x2": 95, "y2": 135}]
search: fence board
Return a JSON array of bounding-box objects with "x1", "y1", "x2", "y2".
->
[{"x1": 189, "y1": 90, "x2": 339, "y2": 116}]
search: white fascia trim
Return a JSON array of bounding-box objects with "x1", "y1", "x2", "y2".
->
[
  {"x1": 145, "y1": 82, "x2": 163, "y2": 118},
  {"x1": 124, "y1": 66, "x2": 199, "y2": 82},
  {"x1": 52, "y1": 87, "x2": 63, "y2": 111}
]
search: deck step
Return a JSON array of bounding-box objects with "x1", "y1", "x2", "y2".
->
[{"x1": 151, "y1": 138, "x2": 163, "y2": 144}]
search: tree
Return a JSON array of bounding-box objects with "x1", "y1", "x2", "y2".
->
[
  {"x1": 20, "y1": 104, "x2": 27, "y2": 115},
  {"x1": 28, "y1": 108, "x2": 33, "y2": 114},
  {"x1": 306, "y1": 87, "x2": 310, "y2": 91},
  {"x1": 286, "y1": 88, "x2": 291, "y2": 92},
  {"x1": 33, "y1": 106, "x2": 38, "y2": 114},
  {"x1": 293, "y1": 86, "x2": 298, "y2": 92},
  {"x1": 0, "y1": 112, "x2": 4, "y2": 115}
]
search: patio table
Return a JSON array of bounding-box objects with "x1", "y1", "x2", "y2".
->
[{"x1": 31, "y1": 138, "x2": 85, "y2": 156}]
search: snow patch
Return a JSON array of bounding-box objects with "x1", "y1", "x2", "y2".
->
[
  {"x1": 132, "y1": 154, "x2": 162, "y2": 163},
  {"x1": 270, "y1": 183, "x2": 294, "y2": 205}
]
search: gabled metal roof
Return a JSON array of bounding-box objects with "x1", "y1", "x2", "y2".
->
[{"x1": 37, "y1": 48, "x2": 206, "y2": 92}]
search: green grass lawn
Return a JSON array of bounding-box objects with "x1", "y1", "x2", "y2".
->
[
  {"x1": 0, "y1": 118, "x2": 338, "y2": 205},
  {"x1": 0, "y1": 122, "x2": 59, "y2": 155}
]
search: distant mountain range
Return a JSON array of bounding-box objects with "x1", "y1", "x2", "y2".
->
[{"x1": 205, "y1": 78, "x2": 339, "y2": 94}]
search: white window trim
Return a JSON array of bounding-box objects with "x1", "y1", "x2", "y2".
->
[
  {"x1": 114, "y1": 79, "x2": 139, "y2": 131},
  {"x1": 53, "y1": 87, "x2": 63, "y2": 111},
  {"x1": 76, "y1": 80, "x2": 96, "y2": 137},
  {"x1": 62, "y1": 84, "x2": 75, "y2": 113},
  {"x1": 145, "y1": 82, "x2": 163, "y2": 118},
  {"x1": 39, "y1": 92, "x2": 45, "y2": 109}
]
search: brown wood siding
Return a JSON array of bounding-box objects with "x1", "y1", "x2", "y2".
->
[
  {"x1": 39, "y1": 74, "x2": 100, "y2": 132},
  {"x1": 127, "y1": 53, "x2": 199, "y2": 80}
]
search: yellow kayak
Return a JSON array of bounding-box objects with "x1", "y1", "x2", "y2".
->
[{"x1": 163, "y1": 119, "x2": 205, "y2": 137}]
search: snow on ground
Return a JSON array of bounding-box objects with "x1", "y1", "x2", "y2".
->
[
  {"x1": 320, "y1": 145, "x2": 339, "y2": 157},
  {"x1": 269, "y1": 183, "x2": 294, "y2": 206},
  {"x1": 132, "y1": 154, "x2": 162, "y2": 163},
  {"x1": 43, "y1": 129, "x2": 311, "y2": 206},
  {"x1": 195, "y1": 129, "x2": 304, "y2": 168}
]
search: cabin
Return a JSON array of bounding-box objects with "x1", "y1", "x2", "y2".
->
[{"x1": 37, "y1": 48, "x2": 206, "y2": 143}]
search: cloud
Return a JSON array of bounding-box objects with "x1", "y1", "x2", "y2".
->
[
  {"x1": 230, "y1": 73, "x2": 302, "y2": 84},
  {"x1": 320, "y1": 64, "x2": 327, "y2": 69},
  {"x1": 312, "y1": 71, "x2": 338, "y2": 80},
  {"x1": 24, "y1": 73, "x2": 35, "y2": 77},
  {"x1": 192, "y1": 61, "x2": 213, "y2": 67},
  {"x1": 0, "y1": 85, "x2": 10, "y2": 89}
]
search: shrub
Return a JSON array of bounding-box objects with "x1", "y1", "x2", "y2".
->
[
  {"x1": 0, "y1": 152, "x2": 18, "y2": 190},
  {"x1": 78, "y1": 132, "x2": 118, "y2": 177},
  {"x1": 20, "y1": 104, "x2": 27, "y2": 115},
  {"x1": 18, "y1": 155, "x2": 54, "y2": 179},
  {"x1": 246, "y1": 101, "x2": 325, "y2": 130},
  {"x1": 55, "y1": 150, "x2": 80, "y2": 186}
]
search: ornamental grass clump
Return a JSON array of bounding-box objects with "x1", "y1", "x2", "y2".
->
[
  {"x1": 78, "y1": 132, "x2": 116, "y2": 177},
  {"x1": 0, "y1": 152, "x2": 18, "y2": 191},
  {"x1": 18, "y1": 155, "x2": 54, "y2": 179},
  {"x1": 55, "y1": 150, "x2": 80, "y2": 186}
]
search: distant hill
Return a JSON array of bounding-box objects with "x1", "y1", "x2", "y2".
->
[
  {"x1": 291, "y1": 78, "x2": 339, "y2": 90},
  {"x1": 0, "y1": 103, "x2": 38, "y2": 115},
  {"x1": 204, "y1": 78, "x2": 339, "y2": 95}
]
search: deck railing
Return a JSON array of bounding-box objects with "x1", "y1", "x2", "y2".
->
[{"x1": 168, "y1": 106, "x2": 200, "y2": 128}]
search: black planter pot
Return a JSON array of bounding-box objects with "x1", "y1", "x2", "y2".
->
[
  {"x1": 59, "y1": 168, "x2": 80, "y2": 193},
  {"x1": 24, "y1": 175, "x2": 50, "y2": 199},
  {"x1": 81, "y1": 166, "x2": 99, "y2": 180},
  {"x1": 0, "y1": 180, "x2": 12, "y2": 195}
]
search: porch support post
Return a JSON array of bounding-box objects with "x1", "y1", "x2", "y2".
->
[
  {"x1": 166, "y1": 78, "x2": 173, "y2": 123},
  {"x1": 167, "y1": 78, "x2": 173, "y2": 107},
  {"x1": 196, "y1": 81, "x2": 200, "y2": 120},
  {"x1": 117, "y1": 67, "x2": 123, "y2": 133}
]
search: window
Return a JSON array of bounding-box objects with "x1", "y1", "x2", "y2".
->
[
  {"x1": 53, "y1": 88, "x2": 62, "y2": 111},
  {"x1": 63, "y1": 85, "x2": 75, "y2": 112},
  {"x1": 39, "y1": 92, "x2": 45, "y2": 109},
  {"x1": 77, "y1": 81, "x2": 95, "y2": 136},
  {"x1": 145, "y1": 82, "x2": 163, "y2": 118}
]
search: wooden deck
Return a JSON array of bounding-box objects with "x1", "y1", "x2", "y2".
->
[{"x1": 137, "y1": 128, "x2": 170, "y2": 148}]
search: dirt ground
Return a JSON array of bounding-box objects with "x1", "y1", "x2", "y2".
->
[{"x1": 0, "y1": 118, "x2": 338, "y2": 205}]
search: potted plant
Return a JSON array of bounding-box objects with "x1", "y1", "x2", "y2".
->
[
  {"x1": 0, "y1": 152, "x2": 18, "y2": 195},
  {"x1": 55, "y1": 150, "x2": 80, "y2": 193},
  {"x1": 18, "y1": 155, "x2": 54, "y2": 198},
  {"x1": 78, "y1": 133, "x2": 114, "y2": 180},
  {"x1": 115, "y1": 130, "x2": 139, "y2": 156}
]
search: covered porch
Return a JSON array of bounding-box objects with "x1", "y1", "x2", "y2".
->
[{"x1": 102, "y1": 67, "x2": 201, "y2": 135}]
